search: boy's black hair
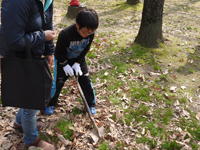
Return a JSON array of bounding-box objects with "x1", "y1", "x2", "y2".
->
[{"x1": 76, "y1": 8, "x2": 99, "y2": 31}]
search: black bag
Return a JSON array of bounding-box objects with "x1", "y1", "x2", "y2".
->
[{"x1": 1, "y1": 38, "x2": 53, "y2": 110}]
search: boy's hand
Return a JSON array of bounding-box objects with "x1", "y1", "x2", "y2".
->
[
  {"x1": 72, "y1": 63, "x2": 83, "y2": 76},
  {"x1": 63, "y1": 64, "x2": 74, "y2": 76}
]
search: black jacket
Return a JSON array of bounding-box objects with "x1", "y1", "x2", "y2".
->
[
  {"x1": 0, "y1": 0, "x2": 54, "y2": 58},
  {"x1": 55, "y1": 24, "x2": 94, "y2": 66}
]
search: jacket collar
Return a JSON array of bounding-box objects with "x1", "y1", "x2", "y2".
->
[
  {"x1": 38, "y1": 0, "x2": 53, "y2": 12},
  {"x1": 44, "y1": 0, "x2": 53, "y2": 12}
]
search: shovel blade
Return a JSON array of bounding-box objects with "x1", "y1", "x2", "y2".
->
[
  {"x1": 90, "y1": 126, "x2": 106, "y2": 143},
  {"x1": 98, "y1": 126, "x2": 106, "y2": 137}
]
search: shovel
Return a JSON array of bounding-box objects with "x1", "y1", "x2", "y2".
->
[{"x1": 75, "y1": 76, "x2": 105, "y2": 142}]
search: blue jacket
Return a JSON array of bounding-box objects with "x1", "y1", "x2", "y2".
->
[{"x1": 0, "y1": 0, "x2": 54, "y2": 58}]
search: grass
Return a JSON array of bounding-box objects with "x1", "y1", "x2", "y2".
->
[
  {"x1": 161, "y1": 141, "x2": 182, "y2": 150},
  {"x1": 1, "y1": 0, "x2": 199, "y2": 149},
  {"x1": 72, "y1": 107, "x2": 84, "y2": 116},
  {"x1": 31, "y1": 25, "x2": 200, "y2": 147},
  {"x1": 137, "y1": 137, "x2": 157, "y2": 149},
  {"x1": 55, "y1": 120, "x2": 73, "y2": 140},
  {"x1": 88, "y1": 28, "x2": 200, "y2": 148},
  {"x1": 98, "y1": 141, "x2": 110, "y2": 150},
  {"x1": 34, "y1": 0, "x2": 200, "y2": 147}
]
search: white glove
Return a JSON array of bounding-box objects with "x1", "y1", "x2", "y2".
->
[
  {"x1": 72, "y1": 63, "x2": 83, "y2": 76},
  {"x1": 63, "y1": 64, "x2": 74, "y2": 76}
]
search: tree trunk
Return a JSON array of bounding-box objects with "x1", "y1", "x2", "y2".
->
[
  {"x1": 134, "y1": 0, "x2": 164, "y2": 48},
  {"x1": 126, "y1": 0, "x2": 140, "y2": 5}
]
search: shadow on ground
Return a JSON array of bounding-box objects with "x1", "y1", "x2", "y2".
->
[{"x1": 177, "y1": 45, "x2": 200, "y2": 75}]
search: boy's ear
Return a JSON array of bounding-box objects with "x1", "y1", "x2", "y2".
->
[{"x1": 76, "y1": 23, "x2": 79, "y2": 30}]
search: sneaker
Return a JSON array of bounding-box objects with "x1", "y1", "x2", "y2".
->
[
  {"x1": 89, "y1": 107, "x2": 96, "y2": 115},
  {"x1": 45, "y1": 106, "x2": 54, "y2": 115}
]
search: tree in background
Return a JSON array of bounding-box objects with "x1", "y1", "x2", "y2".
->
[
  {"x1": 126, "y1": 0, "x2": 140, "y2": 5},
  {"x1": 134, "y1": 0, "x2": 165, "y2": 48}
]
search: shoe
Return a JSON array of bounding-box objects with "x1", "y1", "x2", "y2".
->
[
  {"x1": 89, "y1": 107, "x2": 96, "y2": 115},
  {"x1": 45, "y1": 106, "x2": 54, "y2": 115},
  {"x1": 13, "y1": 121, "x2": 43, "y2": 132},
  {"x1": 27, "y1": 136, "x2": 55, "y2": 150}
]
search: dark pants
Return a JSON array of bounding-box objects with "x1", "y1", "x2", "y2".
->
[{"x1": 48, "y1": 57, "x2": 96, "y2": 107}]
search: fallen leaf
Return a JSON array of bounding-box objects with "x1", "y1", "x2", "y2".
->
[
  {"x1": 148, "y1": 72, "x2": 161, "y2": 76},
  {"x1": 116, "y1": 108, "x2": 120, "y2": 122},
  {"x1": 46, "y1": 129, "x2": 54, "y2": 136},
  {"x1": 195, "y1": 112, "x2": 200, "y2": 120},
  {"x1": 141, "y1": 128, "x2": 145, "y2": 135},
  {"x1": 138, "y1": 74, "x2": 145, "y2": 81},
  {"x1": 102, "y1": 38, "x2": 107, "y2": 42},
  {"x1": 170, "y1": 86, "x2": 177, "y2": 92},
  {"x1": 104, "y1": 72, "x2": 108, "y2": 76},
  {"x1": 181, "y1": 86, "x2": 186, "y2": 90},
  {"x1": 57, "y1": 133, "x2": 72, "y2": 146},
  {"x1": 188, "y1": 60, "x2": 193, "y2": 63}
]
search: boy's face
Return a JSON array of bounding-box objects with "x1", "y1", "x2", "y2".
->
[{"x1": 76, "y1": 23, "x2": 95, "y2": 38}]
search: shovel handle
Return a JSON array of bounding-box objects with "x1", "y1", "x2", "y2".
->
[
  {"x1": 75, "y1": 76, "x2": 101, "y2": 137},
  {"x1": 75, "y1": 77, "x2": 92, "y2": 117}
]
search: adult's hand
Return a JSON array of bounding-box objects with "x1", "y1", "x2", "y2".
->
[
  {"x1": 45, "y1": 55, "x2": 54, "y2": 69},
  {"x1": 44, "y1": 30, "x2": 56, "y2": 41}
]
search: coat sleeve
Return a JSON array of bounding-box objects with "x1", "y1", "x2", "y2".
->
[
  {"x1": 1, "y1": 0, "x2": 45, "y2": 52},
  {"x1": 54, "y1": 30, "x2": 69, "y2": 65}
]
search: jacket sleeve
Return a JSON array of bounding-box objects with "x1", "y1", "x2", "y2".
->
[
  {"x1": 55, "y1": 30, "x2": 70, "y2": 66},
  {"x1": 43, "y1": 1, "x2": 55, "y2": 56},
  {"x1": 1, "y1": 0, "x2": 45, "y2": 52}
]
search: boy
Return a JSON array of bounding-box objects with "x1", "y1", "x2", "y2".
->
[{"x1": 45, "y1": 8, "x2": 99, "y2": 115}]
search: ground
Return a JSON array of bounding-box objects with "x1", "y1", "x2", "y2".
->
[{"x1": 0, "y1": 0, "x2": 200, "y2": 149}]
